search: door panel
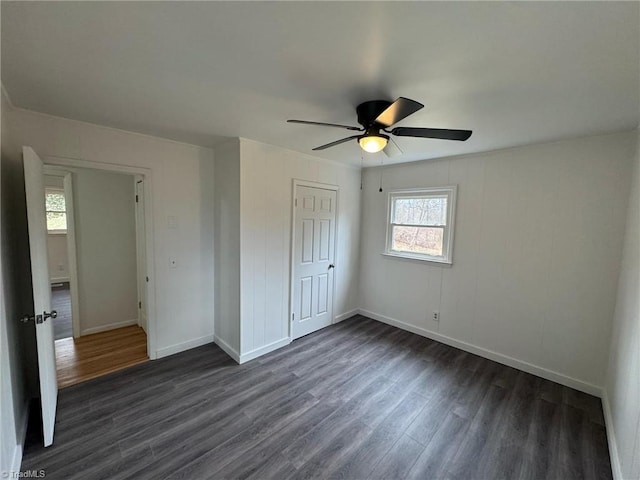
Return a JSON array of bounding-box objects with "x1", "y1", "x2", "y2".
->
[
  {"x1": 300, "y1": 276, "x2": 313, "y2": 321},
  {"x1": 301, "y1": 219, "x2": 314, "y2": 264},
  {"x1": 319, "y1": 220, "x2": 330, "y2": 261},
  {"x1": 317, "y1": 274, "x2": 328, "y2": 314},
  {"x1": 23, "y1": 146, "x2": 58, "y2": 447},
  {"x1": 292, "y1": 185, "x2": 337, "y2": 340}
]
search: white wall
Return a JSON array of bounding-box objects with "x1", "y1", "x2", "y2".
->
[
  {"x1": 359, "y1": 131, "x2": 635, "y2": 394},
  {"x1": 604, "y1": 129, "x2": 640, "y2": 480},
  {"x1": 46, "y1": 235, "x2": 68, "y2": 282},
  {"x1": 73, "y1": 167, "x2": 138, "y2": 335},
  {"x1": 213, "y1": 138, "x2": 361, "y2": 363},
  {"x1": 213, "y1": 139, "x2": 241, "y2": 356},
  {"x1": 0, "y1": 90, "x2": 35, "y2": 474},
  {"x1": 7, "y1": 106, "x2": 215, "y2": 359},
  {"x1": 238, "y1": 139, "x2": 361, "y2": 361}
]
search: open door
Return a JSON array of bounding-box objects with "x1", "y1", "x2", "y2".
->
[{"x1": 23, "y1": 146, "x2": 58, "y2": 447}]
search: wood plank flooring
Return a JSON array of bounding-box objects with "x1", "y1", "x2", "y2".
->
[
  {"x1": 23, "y1": 316, "x2": 611, "y2": 479},
  {"x1": 55, "y1": 325, "x2": 148, "y2": 388}
]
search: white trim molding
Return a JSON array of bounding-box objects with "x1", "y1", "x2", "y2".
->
[
  {"x1": 602, "y1": 391, "x2": 623, "y2": 480},
  {"x1": 358, "y1": 309, "x2": 603, "y2": 397},
  {"x1": 334, "y1": 309, "x2": 359, "y2": 324},
  {"x1": 156, "y1": 334, "x2": 215, "y2": 359},
  {"x1": 384, "y1": 186, "x2": 457, "y2": 265},
  {"x1": 239, "y1": 337, "x2": 291, "y2": 364},
  {"x1": 80, "y1": 319, "x2": 138, "y2": 336},
  {"x1": 9, "y1": 400, "x2": 30, "y2": 476},
  {"x1": 50, "y1": 277, "x2": 70, "y2": 284},
  {"x1": 213, "y1": 335, "x2": 241, "y2": 363}
]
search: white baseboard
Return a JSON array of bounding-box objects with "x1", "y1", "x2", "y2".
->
[
  {"x1": 213, "y1": 335, "x2": 241, "y2": 363},
  {"x1": 239, "y1": 337, "x2": 291, "y2": 364},
  {"x1": 602, "y1": 391, "x2": 623, "y2": 480},
  {"x1": 358, "y1": 309, "x2": 603, "y2": 397},
  {"x1": 80, "y1": 319, "x2": 138, "y2": 336},
  {"x1": 334, "y1": 308, "x2": 359, "y2": 324},
  {"x1": 156, "y1": 334, "x2": 214, "y2": 359},
  {"x1": 9, "y1": 400, "x2": 29, "y2": 474}
]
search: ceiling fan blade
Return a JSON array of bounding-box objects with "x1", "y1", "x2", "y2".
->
[
  {"x1": 312, "y1": 135, "x2": 360, "y2": 151},
  {"x1": 383, "y1": 137, "x2": 403, "y2": 158},
  {"x1": 374, "y1": 97, "x2": 424, "y2": 127},
  {"x1": 391, "y1": 127, "x2": 472, "y2": 141},
  {"x1": 288, "y1": 119, "x2": 362, "y2": 131}
]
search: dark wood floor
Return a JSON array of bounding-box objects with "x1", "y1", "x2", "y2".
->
[
  {"x1": 51, "y1": 283, "x2": 72, "y2": 340},
  {"x1": 21, "y1": 315, "x2": 611, "y2": 480}
]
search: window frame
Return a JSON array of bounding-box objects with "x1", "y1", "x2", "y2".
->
[
  {"x1": 384, "y1": 186, "x2": 457, "y2": 265},
  {"x1": 45, "y1": 187, "x2": 68, "y2": 234}
]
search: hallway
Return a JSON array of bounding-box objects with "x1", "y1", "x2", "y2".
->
[
  {"x1": 55, "y1": 326, "x2": 148, "y2": 388},
  {"x1": 51, "y1": 283, "x2": 72, "y2": 340}
]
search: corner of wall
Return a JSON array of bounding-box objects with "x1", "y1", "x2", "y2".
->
[
  {"x1": 601, "y1": 126, "x2": 640, "y2": 480},
  {"x1": 602, "y1": 390, "x2": 624, "y2": 480}
]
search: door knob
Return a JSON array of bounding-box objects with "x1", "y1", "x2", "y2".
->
[
  {"x1": 22, "y1": 311, "x2": 57, "y2": 324},
  {"x1": 328, "y1": 264, "x2": 335, "y2": 270}
]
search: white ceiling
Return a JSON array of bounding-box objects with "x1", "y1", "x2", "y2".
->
[{"x1": 2, "y1": 1, "x2": 638, "y2": 166}]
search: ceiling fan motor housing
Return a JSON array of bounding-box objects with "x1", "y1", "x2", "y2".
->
[{"x1": 356, "y1": 100, "x2": 392, "y2": 128}]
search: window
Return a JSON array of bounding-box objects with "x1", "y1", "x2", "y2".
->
[
  {"x1": 45, "y1": 188, "x2": 67, "y2": 233},
  {"x1": 385, "y1": 187, "x2": 457, "y2": 264}
]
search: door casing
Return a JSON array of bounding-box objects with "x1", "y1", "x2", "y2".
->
[{"x1": 40, "y1": 155, "x2": 158, "y2": 359}]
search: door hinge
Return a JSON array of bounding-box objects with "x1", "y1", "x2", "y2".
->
[
  {"x1": 138, "y1": 301, "x2": 142, "y2": 309},
  {"x1": 135, "y1": 194, "x2": 139, "y2": 203},
  {"x1": 295, "y1": 198, "x2": 297, "y2": 207},
  {"x1": 146, "y1": 276, "x2": 149, "y2": 282},
  {"x1": 292, "y1": 313, "x2": 295, "y2": 321}
]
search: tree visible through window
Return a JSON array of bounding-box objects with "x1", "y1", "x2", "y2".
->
[
  {"x1": 45, "y1": 189, "x2": 67, "y2": 232},
  {"x1": 386, "y1": 187, "x2": 457, "y2": 264}
]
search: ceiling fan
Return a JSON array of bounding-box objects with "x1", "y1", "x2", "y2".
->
[{"x1": 288, "y1": 97, "x2": 472, "y2": 156}]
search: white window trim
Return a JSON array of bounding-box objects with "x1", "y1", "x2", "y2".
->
[
  {"x1": 384, "y1": 186, "x2": 457, "y2": 265},
  {"x1": 45, "y1": 187, "x2": 68, "y2": 234}
]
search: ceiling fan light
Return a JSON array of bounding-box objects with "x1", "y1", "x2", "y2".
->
[{"x1": 359, "y1": 135, "x2": 388, "y2": 153}]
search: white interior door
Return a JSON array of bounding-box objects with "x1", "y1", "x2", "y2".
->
[
  {"x1": 23, "y1": 146, "x2": 58, "y2": 447},
  {"x1": 292, "y1": 185, "x2": 337, "y2": 340},
  {"x1": 135, "y1": 178, "x2": 148, "y2": 332}
]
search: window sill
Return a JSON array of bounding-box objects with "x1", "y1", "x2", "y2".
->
[
  {"x1": 381, "y1": 252, "x2": 452, "y2": 266},
  {"x1": 47, "y1": 231, "x2": 68, "y2": 236}
]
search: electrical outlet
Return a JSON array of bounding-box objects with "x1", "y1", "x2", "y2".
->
[{"x1": 432, "y1": 311, "x2": 439, "y2": 322}]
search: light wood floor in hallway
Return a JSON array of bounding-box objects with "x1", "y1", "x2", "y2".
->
[{"x1": 55, "y1": 325, "x2": 148, "y2": 388}]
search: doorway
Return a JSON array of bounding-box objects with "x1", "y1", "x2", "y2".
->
[
  {"x1": 44, "y1": 180, "x2": 77, "y2": 340},
  {"x1": 43, "y1": 166, "x2": 150, "y2": 388},
  {"x1": 290, "y1": 181, "x2": 338, "y2": 340}
]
